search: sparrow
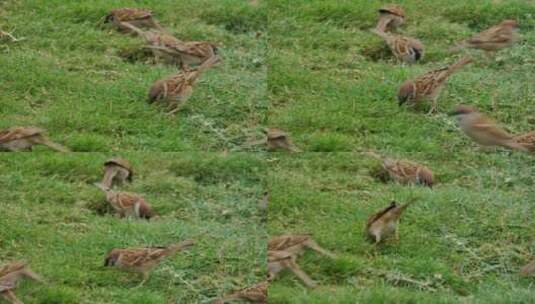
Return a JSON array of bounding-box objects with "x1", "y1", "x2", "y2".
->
[
  {"x1": 104, "y1": 8, "x2": 163, "y2": 33},
  {"x1": 148, "y1": 55, "x2": 221, "y2": 114},
  {"x1": 520, "y1": 260, "x2": 535, "y2": 276},
  {"x1": 101, "y1": 158, "x2": 134, "y2": 189},
  {"x1": 449, "y1": 105, "x2": 528, "y2": 151},
  {"x1": 370, "y1": 29, "x2": 424, "y2": 64},
  {"x1": 118, "y1": 22, "x2": 183, "y2": 65},
  {"x1": 363, "y1": 151, "x2": 434, "y2": 187},
  {"x1": 0, "y1": 126, "x2": 70, "y2": 152},
  {"x1": 0, "y1": 261, "x2": 43, "y2": 304},
  {"x1": 513, "y1": 131, "x2": 535, "y2": 152},
  {"x1": 453, "y1": 20, "x2": 519, "y2": 55},
  {"x1": 366, "y1": 201, "x2": 413, "y2": 244},
  {"x1": 263, "y1": 128, "x2": 301, "y2": 152},
  {"x1": 212, "y1": 281, "x2": 267, "y2": 304},
  {"x1": 268, "y1": 234, "x2": 336, "y2": 258},
  {"x1": 267, "y1": 250, "x2": 317, "y2": 288},
  {"x1": 94, "y1": 183, "x2": 154, "y2": 219},
  {"x1": 398, "y1": 56, "x2": 472, "y2": 114},
  {"x1": 147, "y1": 41, "x2": 219, "y2": 70},
  {"x1": 104, "y1": 240, "x2": 194, "y2": 285},
  {"x1": 376, "y1": 4, "x2": 405, "y2": 32}
]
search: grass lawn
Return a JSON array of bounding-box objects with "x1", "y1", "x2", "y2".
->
[
  {"x1": 0, "y1": 0, "x2": 267, "y2": 151},
  {"x1": 268, "y1": 0, "x2": 535, "y2": 303},
  {"x1": 0, "y1": 153, "x2": 266, "y2": 303}
]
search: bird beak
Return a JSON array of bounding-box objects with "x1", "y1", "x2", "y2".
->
[
  {"x1": 398, "y1": 96, "x2": 407, "y2": 106},
  {"x1": 447, "y1": 110, "x2": 459, "y2": 116}
]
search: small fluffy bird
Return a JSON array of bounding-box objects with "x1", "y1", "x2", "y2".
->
[
  {"x1": 363, "y1": 151, "x2": 434, "y2": 187},
  {"x1": 268, "y1": 250, "x2": 317, "y2": 288},
  {"x1": 104, "y1": 8, "x2": 162, "y2": 33},
  {"x1": 398, "y1": 57, "x2": 472, "y2": 113},
  {"x1": 148, "y1": 55, "x2": 220, "y2": 114},
  {"x1": 212, "y1": 281, "x2": 268, "y2": 304},
  {"x1": 104, "y1": 240, "x2": 194, "y2": 285},
  {"x1": 366, "y1": 201, "x2": 413, "y2": 244},
  {"x1": 449, "y1": 105, "x2": 527, "y2": 151},
  {"x1": 376, "y1": 4, "x2": 405, "y2": 32},
  {"x1": 263, "y1": 128, "x2": 301, "y2": 152},
  {"x1": 101, "y1": 158, "x2": 134, "y2": 189},
  {"x1": 0, "y1": 126, "x2": 70, "y2": 152},
  {"x1": 453, "y1": 20, "x2": 519, "y2": 55},
  {"x1": 268, "y1": 234, "x2": 335, "y2": 258},
  {"x1": 520, "y1": 260, "x2": 535, "y2": 276},
  {"x1": 0, "y1": 261, "x2": 43, "y2": 304},
  {"x1": 370, "y1": 29, "x2": 424, "y2": 64},
  {"x1": 94, "y1": 183, "x2": 154, "y2": 219},
  {"x1": 513, "y1": 131, "x2": 535, "y2": 152}
]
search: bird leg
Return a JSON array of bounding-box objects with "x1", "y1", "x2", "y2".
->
[{"x1": 287, "y1": 259, "x2": 317, "y2": 288}]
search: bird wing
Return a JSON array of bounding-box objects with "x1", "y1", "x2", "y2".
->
[{"x1": 472, "y1": 123, "x2": 513, "y2": 140}]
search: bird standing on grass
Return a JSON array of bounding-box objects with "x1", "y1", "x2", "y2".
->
[
  {"x1": 0, "y1": 261, "x2": 43, "y2": 304},
  {"x1": 366, "y1": 201, "x2": 413, "y2": 245},
  {"x1": 104, "y1": 8, "x2": 163, "y2": 33},
  {"x1": 0, "y1": 126, "x2": 70, "y2": 152},
  {"x1": 449, "y1": 105, "x2": 528, "y2": 151},
  {"x1": 398, "y1": 56, "x2": 472, "y2": 114},
  {"x1": 104, "y1": 240, "x2": 195, "y2": 286},
  {"x1": 212, "y1": 281, "x2": 268, "y2": 304},
  {"x1": 452, "y1": 20, "x2": 519, "y2": 56},
  {"x1": 148, "y1": 55, "x2": 221, "y2": 114},
  {"x1": 101, "y1": 158, "x2": 134, "y2": 189},
  {"x1": 370, "y1": 29, "x2": 424, "y2": 64},
  {"x1": 376, "y1": 4, "x2": 405, "y2": 32},
  {"x1": 94, "y1": 183, "x2": 155, "y2": 219}
]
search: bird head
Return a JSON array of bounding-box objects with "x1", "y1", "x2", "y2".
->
[
  {"x1": 397, "y1": 81, "x2": 415, "y2": 106},
  {"x1": 448, "y1": 105, "x2": 477, "y2": 117},
  {"x1": 104, "y1": 250, "x2": 120, "y2": 267}
]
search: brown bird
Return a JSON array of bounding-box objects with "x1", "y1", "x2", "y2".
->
[
  {"x1": 94, "y1": 183, "x2": 154, "y2": 219},
  {"x1": 104, "y1": 8, "x2": 163, "y2": 33},
  {"x1": 520, "y1": 260, "x2": 535, "y2": 276},
  {"x1": 212, "y1": 281, "x2": 268, "y2": 304},
  {"x1": 513, "y1": 131, "x2": 535, "y2": 152},
  {"x1": 0, "y1": 261, "x2": 43, "y2": 304},
  {"x1": 104, "y1": 240, "x2": 194, "y2": 285},
  {"x1": 263, "y1": 128, "x2": 301, "y2": 152},
  {"x1": 449, "y1": 105, "x2": 527, "y2": 151},
  {"x1": 268, "y1": 234, "x2": 336, "y2": 258},
  {"x1": 147, "y1": 41, "x2": 219, "y2": 70},
  {"x1": 0, "y1": 126, "x2": 70, "y2": 152},
  {"x1": 453, "y1": 20, "x2": 519, "y2": 55},
  {"x1": 148, "y1": 55, "x2": 220, "y2": 114},
  {"x1": 101, "y1": 158, "x2": 134, "y2": 189},
  {"x1": 363, "y1": 151, "x2": 434, "y2": 187},
  {"x1": 366, "y1": 201, "x2": 413, "y2": 244},
  {"x1": 268, "y1": 250, "x2": 317, "y2": 288},
  {"x1": 370, "y1": 29, "x2": 424, "y2": 64},
  {"x1": 398, "y1": 57, "x2": 472, "y2": 114},
  {"x1": 376, "y1": 4, "x2": 405, "y2": 32}
]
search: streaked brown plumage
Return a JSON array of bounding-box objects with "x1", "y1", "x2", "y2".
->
[
  {"x1": 104, "y1": 8, "x2": 162, "y2": 32},
  {"x1": 366, "y1": 201, "x2": 412, "y2": 244},
  {"x1": 102, "y1": 158, "x2": 133, "y2": 189},
  {"x1": 94, "y1": 183, "x2": 154, "y2": 219},
  {"x1": 148, "y1": 55, "x2": 220, "y2": 114},
  {"x1": 147, "y1": 41, "x2": 219, "y2": 70},
  {"x1": 0, "y1": 126, "x2": 70, "y2": 152},
  {"x1": 268, "y1": 234, "x2": 335, "y2": 258},
  {"x1": 268, "y1": 250, "x2": 317, "y2": 288},
  {"x1": 454, "y1": 20, "x2": 519, "y2": 54},
  {"x1": 376, "y1": 4, "x2": 405, "y2": 32},
  {"x1": 212, "y1": 281, "x2": 267, "y2": 304},
  {"x1": 104, "y1": 240, "x2": 194, "y2": 284},
  {"x1": 449, "y1": 105, "x2": 527, "y2": 151},
  {"x1": 363, "y1": 152, "x2": 434, "y2": 187},
  {"x1": 370, "y1": 29, "x2": 424, "y2": 64},
  {"x1": 520, "y1": 260, "x2": 535, "y2": 276},
  {"x1": 264, "y1": 128, "x2": 301, "y2": 152},
  {"x1": 0, "y1": 261, "x2": 43, "y2": 304},
  {"x1": 398, "y1": 57, "x2": 472, "y2": 113},
  {"x1": 513, "y1": 131, "x2": 535, "y2": 152}
]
